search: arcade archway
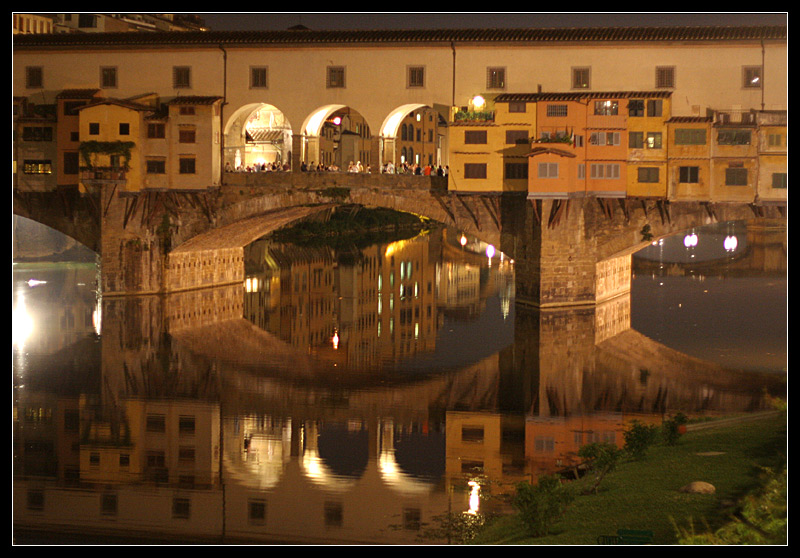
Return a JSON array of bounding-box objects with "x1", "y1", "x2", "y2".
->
[{"x1": 224, "y1": 103, "x2": 293, "y2": 171}]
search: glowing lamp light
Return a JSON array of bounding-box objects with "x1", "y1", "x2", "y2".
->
[
  {"x1": 683, "y1": 233, "x2": 698, "y2": 248},
  {"x1": 331, "y1": 116, "x2": 342, "y2": 126},
  {"x1": 724, "y1": 235, "x2": 738, "y2": 252},
  {"x1": 460, "y1": 234, "x2": 468, "y2": 247},
  {"x1": 486, "y1": 245, "x2": 495, "y2": 259},
  {"x1": 471, "y1": 95, "x2": 486, "y2": 110}
]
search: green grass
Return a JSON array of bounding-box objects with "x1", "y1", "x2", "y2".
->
[{"x1": 473, "y1": 412, "x2": 787, "y2": 545}]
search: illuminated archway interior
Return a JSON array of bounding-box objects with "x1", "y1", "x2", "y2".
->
[{"x1": 224, "y1": 103, "x2": 293, "y2": 170}]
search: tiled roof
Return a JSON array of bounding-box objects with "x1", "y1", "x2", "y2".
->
[
  {"x1": 667, "y1": 116, "x2": 714, "y2": 123},
  {"x1": 496, "y1": 91, "x2": 673, "y2": 102},
  {"x1": 13, "y1": 26, "x2": 787, "y2": 49},
  {"x1": 55, "y1": 89, "x2": 101, "y2": 99},
  {"x1": 166, "y1": 96, "x2": 224, "y2": 105}
]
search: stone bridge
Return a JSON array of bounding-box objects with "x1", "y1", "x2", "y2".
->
[{"x1": 13, "y1": 172, "x2": 786, "y2": 307}]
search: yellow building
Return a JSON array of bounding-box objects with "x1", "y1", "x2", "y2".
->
[
  {"x1": 755, "y1": 110, "x2": 788, "y2": 204},
  {"x1": 666, "y1": 116, "x2": 713, "y2": 201},
  {"x1": 626, "y1": 93, "x2": 672, "y2": 198},
  {"x1": 448, "y1": 95, "x2": 536, "y2": 193},
  {"x1": 709, "y1": 110, "x2": 759, "y2": 203}
]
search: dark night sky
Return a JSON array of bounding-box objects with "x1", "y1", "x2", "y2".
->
[{"x1": 199, "y1": 12, "x2": 787, "y2": 32}]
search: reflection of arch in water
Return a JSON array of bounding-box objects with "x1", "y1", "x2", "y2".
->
[
  {"x1": 379, "y1": 426, "x2": 444, "y2": 495},
  {"x1": 221, "y1": 418, "x2": 292, "y2": 490},
  {"x1": 224, "y1": 103, "x2": 293, "y2": 170},
  {"x1": 300, "y1": 422, "x2": 368, "y2": 493}
]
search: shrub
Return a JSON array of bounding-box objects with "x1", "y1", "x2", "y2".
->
[
  {"x1": 623, "y1": 420, "x2": 661, "y2": 460},
  {"x1": 512, "y1": 475, "x2": 575, "y2": 537},
  {"x1": 578, "y1": 442, "x2": 625, "y2": 494},
  {"x1": 662, "y1": 412, "x2": 689, "y2": 446}
]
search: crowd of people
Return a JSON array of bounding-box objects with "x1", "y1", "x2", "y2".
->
[{"x1": 225, "y1": 159, "x2": 449, "y2": 176}]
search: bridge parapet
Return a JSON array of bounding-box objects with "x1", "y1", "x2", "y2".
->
[{"x1": 222, "y1": 170, "x2": 447, "y2": 192}]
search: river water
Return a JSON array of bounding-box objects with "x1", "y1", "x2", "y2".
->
[{"x1": 12, "y1": 218, "x2": 786, "y2": 545}]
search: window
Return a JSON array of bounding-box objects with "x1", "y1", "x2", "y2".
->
[
  {"x1": 64, "y1": 409, "x2": 80, "y2": 432},
  {"x1": 594, "y1": 101, "x2": 618, "y2": 116},
  {"x1": 178, "y1": 446, "x2": 195, "y2": 463},
  {"x1": 656, "y1": 66, "x2": 675, "y2": 88},
  {"x1": 119, "y1": 123, "x2": 130, "y2": 136},
  {"x1": 89, "y1": 452, "x2": 100, "y2": 466},
  {"x1": 89, "y1": 122, "x2": 100, "y2": 135},
  {"x1": 173, "y1": 66, "x2": 191, "y2": 89},
  {"x1": 486, "y1": 67, "x2": 505, "y2": 89},
  {"x1": 100, "y1": 67, "x2": 117, "y2": 88},
  {"x1": 119, "y1": 454, "x2": 130, "y2": 467},
  {"x1": 179, "y1": 416, "x2": 196, "y2": 435},
  {"x1": 179, "y1": 128, "x2": 196, "y2": 143},
  {"x1": 772, "y1": 173, "x2": 787, "y2": 189},
  {"x1": 403, "y1": 508, "x2": 422, "y2": 531},
  {"x1": 146, "y1": 414, "x2": 166, "y2": 433},
  {"x1": 646, "y1": 132, "x2": 662, "y2": 149},
  {"x1": 629, "y1": 131, "x2": 644, "y2": 149},
  {"x1": 464, "y1": 163, "x2": 487, "y2": 179},
  {"x1": 679, "y1": 166, "x2": 700, "y2": 183},
  {"x1": 22, "y1": 126, "x2": 53, "y2": 142},
  {"x1": 179, "y1": 106, "x2": 195, "y2": 116},
  {"x1": 534, "y1": 437, "x2": 555, "y2": 452},
  {"x1": 590, "y1": 132, "x2": 620, "y2": 146},
  {"x1": 743, "y1": 66, "x2": 762, "y2": 88},
  {"x1": 27, "y1": 490, "x2": 44, "y2": 511},
  {"x1": 172, "y1": 498, "x2": 191, "y2": 519},
  {"x1": 23, "y1": 160, "x2": 52, "y2": 174},
  {"x1": 327, "y1": 66, "x2": 345, "y2": 88},
  {"x1": 768, "y1": 133, "x2": 784, "y2": 147},
  {"x1": 628, "y1": 100, "x2": 645, "y2": 117},
  {"x1": 26, "y1": 66, "x2": 43, "y2": 88},
  {"x1": 590, "y1": 163, "x2": 620, "y2": 179},
  {"x1": 638, "y1": 167, "x2": 660, "y2": 183},
  {"x1": 324, "y1": 501, "x2": 343, "y2": 527},
  {"x1": 250, "y1": 66, "x2": 268, "y2": 88},
  {"x1": 101, "y1": 493, "x2": 118, "y2": 516},
  {"x1": 546, "y1": 104, "x2": 568, "y2": 117},
  {"x1": 249, "y1": 500, "x2": 267, "y2": 525},
  {"x1": 179, "y1": 157, "x2": 196, "y2": 174},
  {"x1": 464, "y1": 130, "x2": 487, "y2": 144},
  {"x1": 146, "y1": 159, "x2": 166, "y2": 174},
  {"x1": 718, "y1": 129, "x2": 751, "y2": 145},
  {"x1": 147, "y1": 123, "x2": 165, "y2": 138},
  {"x1": 572, "y1": 67, "x2": 590, "y2": 89},
  {"x1": 647, "y1": 100, "x2": 663, "y2": 117},
  {"x1": 725, "y1": 167, "x2": 748, "y2": 186},
  {"x1": 674, "y1": 128, "x2": 706, "y2": 145},
  {"x1": 538, "y1": 162, "x2": 558, "y2": 178},
  {"x1": 505, "y1": 163, "x2": 528, "y2": 179},
  {"x1": 508, "y1": 101, "x2": 526, "y2": 113},
  {"x1": 407, "y1": 66, "x2": 425, "y2": 88},
  {"x1": 505, "y1": 130, "x2": 528, "y2": 144},
  {"x1": 64, "y1": 152, "x2": 79, "y2": 175},
  {"x1": 462, "y1": 426, "x2": 484, "y2": 443},
  {"x1": 78, "y1": 13, "x2": 97, "y2": 28}
]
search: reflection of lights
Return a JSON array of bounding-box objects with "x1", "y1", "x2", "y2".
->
[
  {"x1": 466, "y1": 480, "x2": 481, "y2": 515},
  {"x1": 486, "y1": 245, "x2": 495, "y2": 259},
  {"x1": 245, "y1": 277, "x2": 259, "y2": 292},
  {"x1": 724, "y1": 235, "x2": 738, "y2": 252},
  {"x1": 332, "y1": 329, "x2": 339, "y2": 350},
  {"x1": 683, "y1": 233, "x2": 698, "y2": 248},
  {"x1": 13, "y1": 292, "x2": 33, "y2": 348}
]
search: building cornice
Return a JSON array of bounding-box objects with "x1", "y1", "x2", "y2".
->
[{"x1": 13, "y1": 25, "x2": 787, "y2": 51}]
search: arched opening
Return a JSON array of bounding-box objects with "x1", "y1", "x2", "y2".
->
[
  {"x1": 301, "y1": 105, "x2": 373, "y2": 172},
  {"x1": 379, "y1": 104, "x2": 449, "y2": 171},
  {"x1": 224, "y1": 103, "x2": 293, "y2": 171}
]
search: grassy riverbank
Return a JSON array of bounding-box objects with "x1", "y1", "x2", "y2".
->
[{"x1": 472, "y1": 411, "x2": 787, "y2": 545}]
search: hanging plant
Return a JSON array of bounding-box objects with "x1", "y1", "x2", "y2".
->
[{"x1": 79, "y1": 140, "x2": 135, "y2": 170}]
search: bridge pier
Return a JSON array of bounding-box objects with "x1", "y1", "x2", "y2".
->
[{"x1": 502, "y1": 195, "x2": 785, "y2": 309}]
